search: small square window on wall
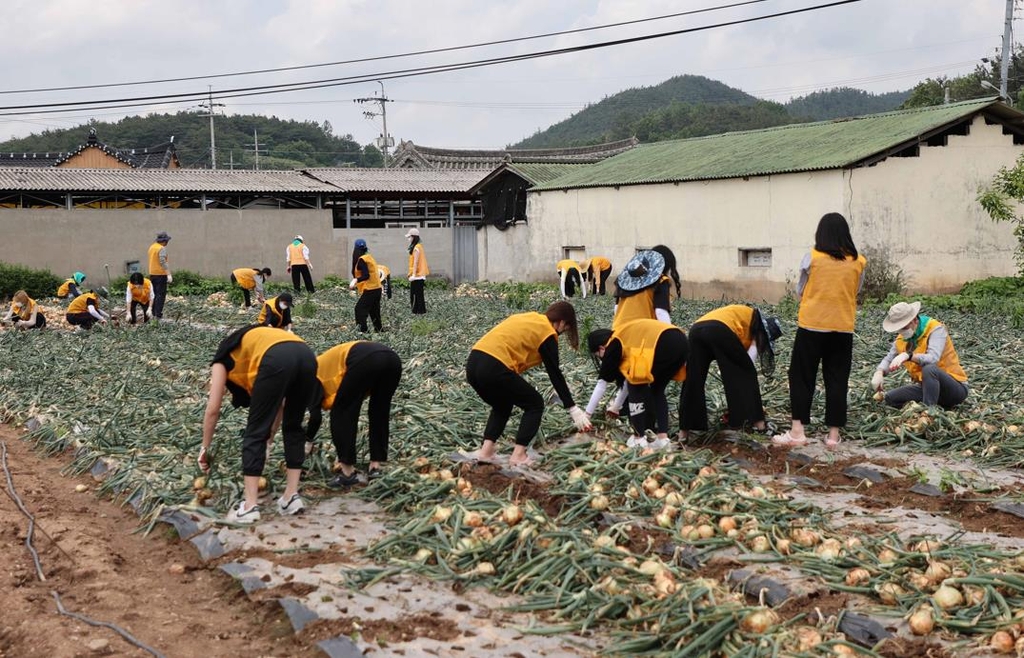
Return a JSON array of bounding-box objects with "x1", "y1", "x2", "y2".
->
[
  {"x1": 739, "y1": 249, "x2": 772, "y2": 268},
  {"x1": 563, "y1": 245, "x2": 586, "y2": 261},
  {"x1": 125, "y1": 260, "x2": 141, "y2": 275}
]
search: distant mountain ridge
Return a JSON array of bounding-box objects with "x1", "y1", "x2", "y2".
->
[{"x1": 513, "y1": 75, "x2": 910, "y2": 149}]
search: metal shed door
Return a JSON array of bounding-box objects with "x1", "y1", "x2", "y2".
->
[{"x1": 452, "y1": 225, "x2": 478, "y2": 285}]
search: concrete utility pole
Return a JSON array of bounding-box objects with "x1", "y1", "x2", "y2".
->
[
  {"x1": 354, "y1": 81, "x2": 393, "y2": 168},
  {"x1": 246, "y1": 130, "x2": 266, "y2": 170},
  {"x1": 198, "y1": 87, "x2": 225, "y2": 169},
  {"x1": 1001, "y1": 0, "x2": 1014, "y2": 101}
]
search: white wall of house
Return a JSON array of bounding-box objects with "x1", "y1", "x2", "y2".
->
[
  {"x1": 0, "y1": 208, "x2": 453, "y2": 285},
  {"x1": 481, "y1": 115, "x2": 1019, "y2": 302}
]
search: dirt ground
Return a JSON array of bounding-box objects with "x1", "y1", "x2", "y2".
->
[{"x1": 0, "y1": 424, "x2": 322, "y2": 658}]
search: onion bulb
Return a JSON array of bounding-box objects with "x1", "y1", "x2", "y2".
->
[
  {"x1": 989, "y1": 631, "x2": 1014, "y2": 654},
  {"x1": 845, "y1": 568, "x2": 871, "y2": 586},
  {"x1": 749, "y1": 535, "x2": 770, "y2": 553},
  {"x1": 932, "y1": 584, "x2": 964, "y2": 610},
  {"x1": 908, "y1": 605, "x2": 934, "y2": 635},
  {"x1": 718, "y1": 516, "x2": 738, "y2": 533},
  {"x1": 924, "y1": 561, "x2": 952, "y2": 585},
  {"x1": 794, "y1": 626, "x2": 822, "y2": 651},
  {"x1": 430, "y1": 505, "x2": 453, "y2": 523},
  {"x1": 590, "y1": 495, "x2": 609, "y2": 510},
  {"x1": 740, "y1": 608, "x2": 779, "y2": 634},
  {"x1": 501, "y1": 504, "x2": 523, "y2": 526},
  {"x1": 877, "y1": 582, "x2": 906, "y2": 604}
]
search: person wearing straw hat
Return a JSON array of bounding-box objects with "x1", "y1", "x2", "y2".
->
[
  {"x1": 871, "y1": 301, "x2": 968, "y2": 409},
  {"x1": 286, "y1": 235, "x2": 315, "y2": 295},
  {"x1": 679, "y1": 305, "x2": 782, "y2": 439},
  {"x1": 147, "y1": 231, "x2": 172, "y2": 320},
  {"x1": 556, "y1": 258, "x2": 586, "y2": 299},
  {"x1": 612, "y1": 249, "x2": 671, "y2": 330},
  {"x1": 405, "y1": 228, "x2": 429, "y2": 314}
]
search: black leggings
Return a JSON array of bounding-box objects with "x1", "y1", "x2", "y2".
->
[
  {"x1": 130, "y1": 300, "x2": 150, "y2": 324},
  {"x1": 231, "y1": 273, "x2": 254, "y2": 307},
  {"x1": 788, "y1": 328, "x2": 853, "y2": 428},
  {"x1": 150, "y1": 275, "x2": 168, "y2": 319},
  {"x1": 625, "y1": 329, "x2": 688, "y2": 436},
  {"x1": 290, "y1": 265, "x2": 315, "y2": 294},
  {"x1": 466, "y1": 350, "x2": 545, "y2": 447},
  {"x1": 355, "y1": 288, "x2": 383, "y2": 331},
  {"x1": 328, "y1": 350, "x2": 402, "y2": 466},
  {"x1": 680, "y1": 321, "x2": 764, "y2": 431},
  {"x1": 410, "y1": 279, "x2": 426, "y2": 314},
  {"x1": 593, "y1": 268, "x2": 612, "y2": 295},
  {"x1": 240, "y1": 342, "x2": 318, "y2": 476}
]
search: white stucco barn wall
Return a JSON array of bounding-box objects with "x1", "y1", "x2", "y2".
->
[{"x1": 481, "y1": 115, "x2": 1019, "y2": 302}]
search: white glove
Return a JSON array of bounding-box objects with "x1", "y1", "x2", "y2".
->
[
  {"x1": 167, "y1": 273, "x2": 173, "y2": 284},
  {"x1": 569, "y1": 406, "x2": 593, "y2": 432},
  {"x1": 870, "y1": 370, "x2": 884, "y2": 391},
  {"x1": 349, "y1": 278, "x2": 358, "y2": 290},
  {"x1": 889, "y1": 353, "x2": 910, "y2": 372},
  {"x1": 145, "y1": 309, "x2": 153, "y2": 320}
]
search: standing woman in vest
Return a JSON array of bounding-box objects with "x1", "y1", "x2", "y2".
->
[
  {"x1": 556, "y1": 258, "x2": 586, "y2": 299},
  {"x1": 679, "y1": 305, "x2": 782, "y2": 439},
  {"x1": 3, "y1": 290, "x2": 46, "y2": 329},
  {"x1": 587, "y1": 256, "x2": 613, "y2": 296},
  {"x1": 870, "y1": 301, "x2": 968, "y2": 409},
  {"x1": 773, "y1": 213, "x2": 866, "y2": 449},
  {"x1": 198, "y1": 325, "x2": 318, "y2": 524},
  {"x1": 286, "y1": 235, "x2": 315, "y2": 295},
  {"x1": 147, "y1": 232, "x2": 172, "y2": 320},
  {"x1": 349, "y1": 238, "x2": 383, "y2": 332},
  {"x1": 125, "y1": 272, "x2": 154, "y2": 324},
  {"x1": 406, "y1": 228, "x2": 428, "y2": 314},
  {"x1": 465, "y1": 301, "x2": 592, "y2": 466},
  {"x1": 306, "y1": 341, "x2": 403, "y2": 487},
  {"x1": 257, "y1": 292, "x2": 294, "y2": 331},
  {"x1": 232, "y1": 267, "x2": 272, "y2": 309},
  {"x1": 585, "y1": 319, "x2": 688, "y2": 450}
]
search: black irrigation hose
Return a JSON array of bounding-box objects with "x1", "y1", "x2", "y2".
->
[{"x1": 0, "y1": 440, "x2": 167, "y2": 658}]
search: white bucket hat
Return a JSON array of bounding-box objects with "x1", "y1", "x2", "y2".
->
[
  {"x1": 405, "y1": 228, "x2": 420, "y2": 238},
  {"x1": 882, "y1": 301, "x2": 922, "y2": 332}
]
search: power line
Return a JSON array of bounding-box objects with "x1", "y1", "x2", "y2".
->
[{"x1": 0, "y1": 0, "x2": 865, "y2": 117}]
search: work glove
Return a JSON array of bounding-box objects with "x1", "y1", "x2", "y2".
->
[
  {"x1": 198, "y1": 446, "x2": 211, "y2": 473},
  {"x1": 145, "y1": 309, "x2": 153, "y2": 320},
  {"x1": 889, "y1": 352, "x2": 910, "y2": 372},
  {"x1": 167, "y1": 273, "x2": 173, "y2": 284},
  {"x1": 605, "y1": 402, "x2": 621, "y2": 420},
  {"x1": 569, "y1": 405, "x2": 593, "y2": 432},
  {"x1": 349, "y1": 278, "x2": 358, "y2": 290},
  {"x1": 870, "y1": 370, "x2": 885, "y2": 392}
]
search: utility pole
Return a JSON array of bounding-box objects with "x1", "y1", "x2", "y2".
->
[
  {"x1": 354, "y1": 81, "x2": 393, "y2": 168},
  {"x1": 246, "y1": 130, "x2": 267, "y2": 170},
  {"x1": 1001, "y1": 0, "x2": 1014, "y2": 102},
  {"x1": 197, "y1": 87, "x2": 225, "y2": 169}
]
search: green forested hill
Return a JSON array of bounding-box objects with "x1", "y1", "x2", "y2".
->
[
  {"x1": 0, "y1": 112, "x2": 383, "y2": 169},
  {"x1": 785, "y1": 87, "x2": 910, "y2": 120}
]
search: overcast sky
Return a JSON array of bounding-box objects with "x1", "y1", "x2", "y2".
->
[{"x1": 0, "y1": 0, "x2": 1012, "y2": 155}]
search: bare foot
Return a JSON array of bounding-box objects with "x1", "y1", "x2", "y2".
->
[{"x1": 508, "y1": 454, "x2": 535, "y2": 468}]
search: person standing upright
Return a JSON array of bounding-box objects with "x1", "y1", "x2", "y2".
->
[
  {"x1": 406, "y1": 228, "x2": 428, "y2": 314},
  {"x1": 349, "y1": 238, "x2": 383, "y2": 332},
  {"x1": 147, "y1": 231, "x2": 172, "y2": 320},
  {"x1": 286, "y1": 235, "x2": 315, "y2": 295},
  {"x1": 773, "y1": 212, "x2": 866, "y2": 449}
]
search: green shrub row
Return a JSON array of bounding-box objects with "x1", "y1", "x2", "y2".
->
[{"x1": 0, "y1": 263, "x2": 63, "y2": 300}]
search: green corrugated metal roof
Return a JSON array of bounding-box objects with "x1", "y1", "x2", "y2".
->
[
  {"x1": 507, "y1": 162, "x2": 585, "y2": 184},
  {"x1": 534, "y1": 99, "x2": 1019, "y2": 191}
]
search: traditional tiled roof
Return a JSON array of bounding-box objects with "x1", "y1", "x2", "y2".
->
[
  {"x1": 0, "y1": 167, "x2": 339, "y2": 193},
  {"x1": 0, "y1": 130, "x2": 180, "y2": 169},
  {"x1": 534, "y1": 99, "x2": 1024, "y2": 191},
  {"x1": 303, "y1": 168, "x2": 487, "y2": 193},
  {"x1": 390, "y1": 137, "x2": 639, "y2": 170}
]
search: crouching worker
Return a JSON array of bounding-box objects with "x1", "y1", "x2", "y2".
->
[
  {"x1": 199, "y1": 325, "x2": 318, "y2": 524},
  {"x1": 232, "y1": 267, "x2": 272, "y2": 309},
  {"x1": 3, "y1": 290, "x2": 46, "y2": 329},
  {"x1": 465, "y1": 301, "x2": 592, "y2": 467},
  {"x1": 257, "y1": 292, "x2": 293, "y2": 331},
  {"x1": 66, "y1": 291, "x2": 109, "y2": 329},
  {"x1": 306, "y1": 341, "x2": 403, "y2": 488},
  {"x1": 125, "y1": 272, "x2": 154, "y2": 325},
  {"x1": 871, "y1": 301, "x2": 968, "y2": 409},
  {"x1": 586, "y1": 319, "x2": 688, "y2": 450},
  {"x1": 57, "y1": 272, "x2": 86, "y2": 300}
]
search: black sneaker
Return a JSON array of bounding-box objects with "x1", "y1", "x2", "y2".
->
[
  {"x1": 367, "y1": 467, "x2": 384, "y2": 481},
  {"x1": 328, "y1": 472, "x2": 360, "y2": 488}
]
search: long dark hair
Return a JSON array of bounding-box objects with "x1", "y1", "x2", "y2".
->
[
  {"x1": 351, "y1": 244, "x2": 368, "y2": 273},
  {"x1": 748, "y1": 308, "x2": 776, "y2": 375},
  {"x1": 408, "y1": 235, "x2": 421, "y2": 254},
  {"x1": 651, "y1": 245, "x2": 682, "y2": 297},
  {"x1": 814, "y1": 213, "x2": 858, "y2": 260},
  {"x1": 544, "y1": 300, "x2": 579, "y2": 350}
]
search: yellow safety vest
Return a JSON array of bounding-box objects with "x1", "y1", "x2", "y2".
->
[
  {"x1": 408, "y1": 243, "x2": 429, "y2": 277},
  {"x1": 148, "y1": 242, "x2": 168, "y2": 276},
  {"x1": 315, "y1": 341, "x2": 364, "y2": 410},
  {"x1": 797, "y1": 250, "x2": 866, "y2": 332},
  {"x1": 473, "y1": 312, "x2": 556, "y2": 374},
  {"x1": 226, "y1": 327, "x2": 305, "y2": 393},
  {"x1": 697, "y1": 305, "x2": 755, "y2": 351},
  {"x1": 895, "y1": 318, "x2": 967, "y2": 383},
  {"x1": 355, "y1": 254, "x2": 382, "y2": 294}
]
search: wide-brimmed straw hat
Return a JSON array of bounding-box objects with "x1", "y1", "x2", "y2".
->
[
  {"x1": 615, "y1": 250, "x2": 665, "y2": 292},
  {"x1": 882, "y1": 301, "x2": 922, "y2": 332}
]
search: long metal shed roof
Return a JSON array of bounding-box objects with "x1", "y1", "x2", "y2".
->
[
  {"x1": 0, "y1": 167, "x2": 340, "y2": 193},
  {"x1": 534, "y1": 99, "x2": 1024, "y2": 191},
  {"x1": 303, "y1": 168, "x2": 487, "y2": 193}
]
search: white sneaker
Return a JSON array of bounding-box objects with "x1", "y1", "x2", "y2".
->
[
  {"x1": 277, "y1": 493, "x2": 305, "y2": 516},
  {"x1": 648, "y1": 437, "x2": 673, "y2": 451},
  {"x1": 226, "y1": 501, "x2": 261, "y2": 524},
  {"x1": 626, "y1": 435, "x2": 649, "y2": 449}
]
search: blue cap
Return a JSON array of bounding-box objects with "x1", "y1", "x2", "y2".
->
[{"x1": 354, "y1": 238, "x2": 367, "y2": 249}]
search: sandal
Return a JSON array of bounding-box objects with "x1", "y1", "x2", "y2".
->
[
  {"x1": 771, "y1": 431, "x2": 808, "y2": 448},
  {"x1": 824, "y1": 435, "x2": 842, "y2": 449}
]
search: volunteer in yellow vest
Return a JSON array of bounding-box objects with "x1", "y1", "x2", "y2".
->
[
  {"x1": 57, "y1": 272, "x2": 86, "y2": 300},
  {"x1": 231, "y1": 267, "x2": 272, "y2": 309},
  {"x1": 199, "y1": 325, "x2": 318, "y2": 524},
  {"x1": 3, "y1": 290, "x2": 46, "y2": 329},
  {"x1": 286, "y1": 235, "x2": 315, "y2": 294},
  {"x1": 465, "y1": 301, "x2": 592, "y2": 467},
  {"x1": 406, "y1": 228, "x2": 429, "y2": 314},
  {"x1": 679, "y1": 305, "x2": 782, "y2": 439},
  {"x1": 306, "y1": 341, "x2": 403, "y2": 488},
  {"x1": 348, "y1": 238, "x2": 383, "y2": 332},
  {"x1": 66, "y1": 290, "x2": 110, "y2": 330},
  {"x1": 585, "y1": 256, "x2": 613, "y2": 296},
  {"x1": 377, "y1": 263, "x2": 393, "y2": 300},
  {"x1": 125, "y1": 272, "x2": 154, "y2": 325},
  {"x1": 556, "y1": 258, "x2": 586, "y2": 299},
  {"x1": 871, "y1": 301, "x2": 968, "y2": 409},
  {"x1": 257, "y1": 292, "x2": 293, "y2": 331},
  {"x1": 773, "y1": 213, "x2": 867, "y2": 449},
  {"x1": 147, "y1": 231, "x2": 172, "y2": 320},
  {"x1": 612, "y1": 245, "x2": 681, "y2": 330},
  {"x1": 585, "y1": 319, "x2": 688, "y2": 450}
]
